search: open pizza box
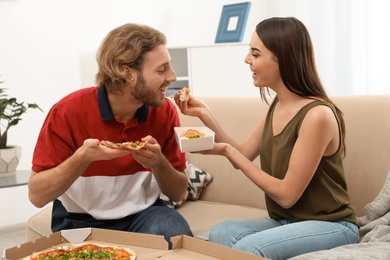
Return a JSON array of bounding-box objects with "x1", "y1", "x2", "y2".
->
[
  {"x1": 2, "y1": 228, "x2": 167, "y2": 260},
  {"x1": 168, "y1": 235, "x2": 267, "y2": 259},
  {"x1": 3, "y1": 227, "x2": 266, "y2": 259}
]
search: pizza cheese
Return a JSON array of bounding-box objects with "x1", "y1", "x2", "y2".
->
[{"x1": 29, "y1": 243, "x2": 136, "y2": 260}]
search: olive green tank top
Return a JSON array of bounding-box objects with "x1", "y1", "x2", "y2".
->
[{"x1": 260, "y1": 97, "x2": 357, "y2": 225}]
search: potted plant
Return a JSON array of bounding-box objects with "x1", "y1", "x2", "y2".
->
[{"x1": 0, "y1": 80, "x2": 42, "y2": 174}]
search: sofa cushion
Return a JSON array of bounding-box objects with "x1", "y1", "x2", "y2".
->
[
  {"x1": 26, "y1": 200, "x2": 269, "y2": 242},
  {"x1": 177, "y1": 200, "x2": 269, "y2": 238},
  {"x1": 160, "y1": 162, "x2": 213, "y2": 208},
  {"x1": 25, "y1": 205, "x2": 53, "y2": 241}
]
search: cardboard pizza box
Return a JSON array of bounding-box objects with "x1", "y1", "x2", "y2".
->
[
  {"x1": 3, "y1": 227, "x2": 267, "y2": 259},
  {"x1": 170, "y1": 235, "x2": 268, "y2": 259},
  {"x1": 3, "y1": 228, "x2": 168, "y2": 260}
]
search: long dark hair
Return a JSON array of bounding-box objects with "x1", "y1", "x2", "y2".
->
[{"x1": 256, "y1": 17, "x2": 346, "y2": 154}]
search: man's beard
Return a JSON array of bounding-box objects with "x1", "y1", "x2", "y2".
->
[{"x1": 131, "y1": 72, "x2": 168, "y2": 107}]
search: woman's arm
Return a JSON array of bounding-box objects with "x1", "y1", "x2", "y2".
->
[{"x1": 174, "y1": 93, "x2": 265, "y2": 161}]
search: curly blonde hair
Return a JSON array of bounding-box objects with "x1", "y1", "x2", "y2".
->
[{"x1": 95, "y1": 23, "x2": 166, "y2": 94}]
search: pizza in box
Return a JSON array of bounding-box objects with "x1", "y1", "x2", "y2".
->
[{"x1": 26, "y1": 242, "x2": 136, "y2": 260}]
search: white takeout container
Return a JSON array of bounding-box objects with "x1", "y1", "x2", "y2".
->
[{"x1": 174, "y1": 127, "x2": 215, "y2": 152}]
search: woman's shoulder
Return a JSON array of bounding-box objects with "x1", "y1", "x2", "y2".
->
[{"x1": 301, "y1": 103, "x2": 338, "y2": 138}]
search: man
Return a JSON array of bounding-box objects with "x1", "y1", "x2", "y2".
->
[{"x1": 28, "y1": 23, "x2": 193, "y2": 245}]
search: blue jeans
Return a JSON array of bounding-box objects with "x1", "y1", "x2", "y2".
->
[
  {"x1": 127, "y1": 199, "x2": 193, "y2": 248},
  {"x1": 209, "y1": 218, "x2": 359, "y2": 260},
  {"x1": 52, "y1": 199, "x2": 193, "y2": 249}
]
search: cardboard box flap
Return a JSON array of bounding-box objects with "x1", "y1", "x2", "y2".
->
[
  {"x1": 61, "y1": 227, "x2": 91, "y2": 243},
  {"x1": 171, "y1": 235, "x2": 267, "y2": 260},
  {"x1": 4, "y1": 232, "x2": 64, "y2": 260}
]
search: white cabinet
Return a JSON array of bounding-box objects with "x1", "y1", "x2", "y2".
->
[
  {"x1": 167, "y1": 48, "x2": 191, "y2": 96},
  {"x1": 168, "y1": 43, "x2": 259, "y2": 97}
]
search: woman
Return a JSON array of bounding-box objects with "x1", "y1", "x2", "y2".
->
[{"x1": 174, "y1": 17, "x2": 359, "y2": 259}]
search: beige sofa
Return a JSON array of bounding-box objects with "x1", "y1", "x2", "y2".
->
[{"x1": 26, "y1": 95, "x2": 390, "y2": 248}]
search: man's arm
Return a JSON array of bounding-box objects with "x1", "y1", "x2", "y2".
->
[
  {"x1": 132, "y1": 135, "x2": 188, "y2": 203},
  {"x1": 28, "y1": 139, "x2": 133, "y2": 208}
]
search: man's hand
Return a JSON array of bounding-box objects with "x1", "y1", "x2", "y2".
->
[
  {"x1": 131, "y1": 135, "x2": 164, "y2": 169},
  {"x1": 132, "y1": 135, "x2": 188, "y2": 202},
  {"x1": 81, "y1": 138, "x2": 134, "y2": 163}
]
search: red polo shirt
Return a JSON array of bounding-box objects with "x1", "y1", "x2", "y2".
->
[{"x1": 32, "y1": 86, "x2": 186, "y2": 219}]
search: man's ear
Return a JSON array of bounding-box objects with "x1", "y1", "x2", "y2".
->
[{"x1": 121, "y1": 65, "x2": 136, "y2": 81}]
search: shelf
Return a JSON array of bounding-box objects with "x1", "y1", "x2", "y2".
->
[
  {"x1": 169, "y1": 48, "x2": 188, "y2": 78},
  {"x1": 168, "y1": 43, "x2": 257, "y2": 97},
  {"x1": 0, "y1": 170, "x2": 30, "y2": 188}
]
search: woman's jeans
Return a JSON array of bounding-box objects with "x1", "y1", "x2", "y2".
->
[{"x1": 209, "y1": 218, "x2": 359, "y2": 260}]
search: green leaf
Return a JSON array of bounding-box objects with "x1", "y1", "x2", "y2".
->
[{"x1": 0, "y1": 83, "x2": 43, "y2": 148}]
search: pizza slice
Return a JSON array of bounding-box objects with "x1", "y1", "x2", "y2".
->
[
  {"x1": 181, "y1": 129, "x2": 205, "y2": 139},
  {"x1": 101, "y1": 140, "x2": 147, "y2": 150},
  {"x1": 179, "y1": 87, "x2": 190, "y2": 101},
  {"x1": 29, "y1": 247, "x2": 68, "y2": 260},
  {"x1": 28, "y1": 243, "x2": 136, "y2": 260}
]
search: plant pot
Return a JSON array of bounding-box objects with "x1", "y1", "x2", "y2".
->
[{"x1": 0, "y1": 146, "x2": 22, "y2": 174}]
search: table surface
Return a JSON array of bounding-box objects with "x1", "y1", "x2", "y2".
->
[{"x1": 0, "y1": 170, "x2": 30, "y2": 188}]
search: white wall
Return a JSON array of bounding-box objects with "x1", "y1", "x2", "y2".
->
[
  {"x1": 0, "y1": 0, "x2": 262, "y2": 228},
  {"x1": 0, "y1": 185, "x2": 51, "y2": 228},
  {"x1": 0, "y1": 0, "x2": 263, "y2": 173},
  {"x1": 0, "y1": 0, "x2": 389, "y2": 227},
  {"x1": 1, "y1": 0, "x2": 389, "y2": 173}
]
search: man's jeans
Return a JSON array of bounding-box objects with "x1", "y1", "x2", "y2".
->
[
  {"x1": 209, "y1": 218, "x2": 359, "y2": 259},
  {"x1": 52, "y1": 199, "x2": 193, "y2": 249},
  {"x1": 127, "y1": 199, "x2": 193, "y2": 248}
]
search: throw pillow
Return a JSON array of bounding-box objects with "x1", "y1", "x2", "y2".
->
[
  {"x1": 160, "y1": 161, "x2": 213, "y2": 208},
  {"x1": 186, "y1": 161, "x2": 213, "y2": 200},
  {"x1": 358, "y1": 170, "x2": 390, "y2": 242}
]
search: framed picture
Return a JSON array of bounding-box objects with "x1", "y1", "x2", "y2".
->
[{"x1": 215, "y1": 2, "x2": 251, "y2": 43}]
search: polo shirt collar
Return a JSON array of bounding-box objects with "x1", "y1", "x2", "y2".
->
[{"x1": 98, "y1": 86, "x2": 149, "y2": 122}]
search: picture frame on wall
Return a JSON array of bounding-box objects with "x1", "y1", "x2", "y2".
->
[{"x1": 215, "y1": 2, "x2": 251, "y2": 43}]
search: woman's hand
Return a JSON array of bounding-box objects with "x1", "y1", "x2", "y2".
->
[
  {"x1": 198, "y1": 142, "x2": 241, "y2": 169},
  {"x1": 198, "y1": 142, "x2": 228, "y2": 156},
  {"x1": 173, "y1": 90, "x2": 209, "y2": 117}
]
